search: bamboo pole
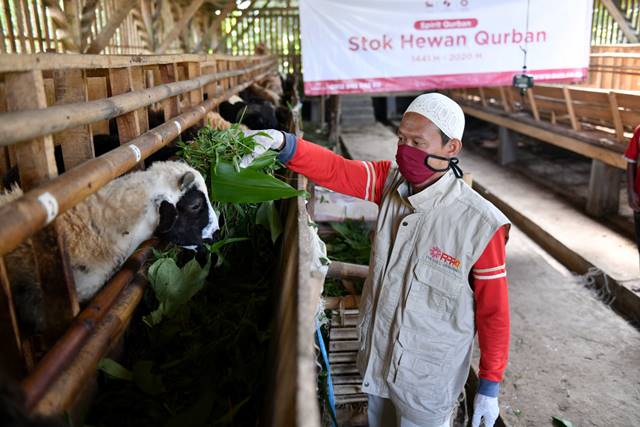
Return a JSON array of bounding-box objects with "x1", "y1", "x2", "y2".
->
[
  {"x1": 79, "y1": 0, "x2": 99, "y2": 51},
  {"x1": 326, "y1": 261, "x2": 369, "y2": 280},
  {"x1": 32, "y1": 274, "x2": 148, "y2": 415},
  {"x1": 22, "y1": 240, "x2": 156, "y2": 411},
  {"x1": 31, "y1": 0, "x2": 45, "y2": 52},
  {"x1": 0, "y1": 59, "x2": 276, "y2": 146},
  {"x1": 0, "y1": 65, "x2": 276, "y2": 258}
]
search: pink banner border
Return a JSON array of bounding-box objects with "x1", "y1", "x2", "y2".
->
[{"x1": 303, "y1": 67, "x2": 588, "y2": 96}]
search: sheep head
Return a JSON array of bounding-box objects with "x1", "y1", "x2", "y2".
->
[{"x1": 150, "y1": 162, "x2": 219, "y2": 251}]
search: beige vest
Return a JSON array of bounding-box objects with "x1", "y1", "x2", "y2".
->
[{"x1": 356, "y1": 168, "x2": 510, "y2": 426}]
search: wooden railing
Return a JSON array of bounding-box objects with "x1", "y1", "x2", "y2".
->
[
  {"x1": 451, "y1": 84, "x2": 640, "y2": 167},
  {"x1": 0, "y1": 52, "x2": 278, "y2": 415}
]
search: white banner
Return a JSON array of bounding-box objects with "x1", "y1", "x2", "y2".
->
[{"x1": 299, "y1": 0, "x2": 593, "y2": 95}]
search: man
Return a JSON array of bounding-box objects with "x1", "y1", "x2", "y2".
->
[
  {"x1": 242, "y1": 93, "x2": 510, "y2": 427},
  {"x1": 624, "y1": 125, "x2": 640, "y2": 257}
]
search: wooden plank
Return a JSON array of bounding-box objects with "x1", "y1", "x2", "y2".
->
[
  {"x1": 129, "y1": 65, "x2": 149, "y2": 133},
  {"x1": 478, "y1": 87, "x2": 488, "y2": 107},
  {"x1": 0, "y1": 52, "x2": 214, "y2": 72},
  {"x1": 158, "y1": 62, "x2": 180, "y2": 120},
  {"x1": 330, "y1": 327, "x2": 358, "y2": 340},
  {"x1": 329, "y1": 340, "x2": 360, "y2": 352},
  {"x1": 461, "y1": 105, "x2": 626, "y2": 169},
  {"x1": 334, "y1": 385, "x2": 362, "y2": 396},
  {"x1": 563, "y1": 87, "x2": 581, "y2": 131},
  {"x1": 53, "y1": 69, "x2": 95, "y2": 170},
  {"x1": 329, "y1": 351, "x2": 357, "y2": 364},
  {"x1": 108, "y1": 67, "x2": 143, "y2": 168},
  {"x1": 334, "y1": 394, "x2": 368, "y2": 405},
  {"x1": 609, "y1": 92, "x2": 625, "y2": 144},
  {"x1": 0, "y1": 257, "x2": 26, "y2": 379},
  {"x1": 4, "y1": 70, "x2": 79, "y2": 344},
  {"x1": 331, "y1": 363, "x2": 359, "y2": 375},
  {"x1": 332, "y1": 375, "x2": 361, "y2": 385},
  {"x1": 86, "y1": 77, "x2": 110, "y2": 134}
]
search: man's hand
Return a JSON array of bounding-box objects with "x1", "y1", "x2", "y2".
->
[
  {"x1": 472, "y1": 394, "x2": 500, "y2": 427},
  {"x1": 629, "y1": 190, "x2": 640, "y2": 212},
  {"x1": 239, "y1": 129, "x2": 284, "y2": 168}
]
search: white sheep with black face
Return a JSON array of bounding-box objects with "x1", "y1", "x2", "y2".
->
[{"x1": 1, "y1": 160, "x2": 219, "y2": 331}]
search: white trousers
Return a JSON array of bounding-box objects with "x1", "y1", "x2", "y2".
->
[{"x1": 367, "y1": 395, "x2": 452, "y2": 427}]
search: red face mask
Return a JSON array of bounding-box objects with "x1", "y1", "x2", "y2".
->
[{"x1": 395, "y1": 144, "x2": 462, "y2": 185}]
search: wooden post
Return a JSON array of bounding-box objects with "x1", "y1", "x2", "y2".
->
[
  {"x1": 527, "y1": 89, "x2": 540, "y2": 122},
  {"x1": 328, "y1": 95, "x2": 341, "y2": 147},
  {"x1": 4, "y1": 70, "x2": 79, "y2": 345},
  {"x1": 108, "y1": 67, "x2": 143, "y2": 168},
  {"x1": 86, "y1": 77, "x2": 110, "y2": 135},
  {"x1": 498, "y1": 126, "x2": 518, "y2": 166},
  {"x1": 53, "y1": 69, "x2": 95, "y2": 170},
  {"x1": 563, "y1": 87, "x2": 581, "y2": 131},
  {"x1": 183, "y1": 61, "x2": 204, "y2": 125},
  {"x1": 498, "y1": 86, "x2": 512, "y2": 113},
  {"x1": 586, "y1": 160, "x2": 622, "y2": 217},
  {"x1": 158, "y1": 63, "x2": 180, "y2": 120},
  {"x1": 478, "y1": 87, "x2": 488, "y2": 107},
  {"x1": 608, "y1": 91, "x2": 625, "y2": 144},
  {"x1": 130, "y1": 66, "x2": 149, "y2": 134}
]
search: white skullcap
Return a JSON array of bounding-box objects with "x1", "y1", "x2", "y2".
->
[{"x1": 404, "y1": 93, "x2": 465, "y2": 140}]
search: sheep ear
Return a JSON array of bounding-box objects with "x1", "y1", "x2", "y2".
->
[
  {"x1": 179, "y1": 171, "x2": 195, "y2": 191},
  {"x1": 156, "y1": 201, "x2": 177, "y2": 233}
]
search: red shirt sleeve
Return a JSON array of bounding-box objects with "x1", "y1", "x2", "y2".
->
[
  {"x1": 472, "y1": 225, "x2": 510, "y2": 383},
  {"x1": 624, "y1": 126, "x2": 640, "y2": 163},
  {"x1": 286, "y1": 138, "x2": 392, "y2": 205}
]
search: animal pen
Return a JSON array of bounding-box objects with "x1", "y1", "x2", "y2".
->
[
  {"x1": 0, "y1": 0, "x2": 327, "y2": 425},
  {"x1": 2, "y1": 1, "x2": 640, "y2": 427}
]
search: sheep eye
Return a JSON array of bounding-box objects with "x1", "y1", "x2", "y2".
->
[{"x1": 187, "y1": 200, "x2": 203, "y2": 212}]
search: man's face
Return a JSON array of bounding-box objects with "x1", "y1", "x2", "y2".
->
[{"x1": 397, "y1": 112, "x2": 461, "y2": 178}]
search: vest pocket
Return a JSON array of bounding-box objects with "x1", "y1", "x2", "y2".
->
[{"x1": 405, "y1": 263, "x2": 462, "y2": 321}]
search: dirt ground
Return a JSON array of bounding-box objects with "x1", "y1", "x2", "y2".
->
[{"x1": 473, "y1": 226, "x2": 640, "y2": 427}]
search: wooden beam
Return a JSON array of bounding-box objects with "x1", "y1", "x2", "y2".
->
[
  {"x1": 43, "y1": 0, "x2": 80, "y2": 52},
  {"x1": 461, "y1": 104, "x2": 626, "y2": 170},
  {"x1": 79, "y1": 0, "x2": 100, "y2": 51},
  {"x1": 601, "y1": 0, "x2": 639, "y2": 43},
  {"x1": 85, "y1": 0, "x2": 137, "y2": 54},
  {"x1": 156, "y1": 0, "x2": 205, "y2": 53}
]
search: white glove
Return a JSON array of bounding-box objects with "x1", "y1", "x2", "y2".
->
[
  {"x1": 471, "y1": 394, "x2": 500, "y2": 427},
  {"x1": 239, "y1": 129, "x2": 284, "y2": 168}
]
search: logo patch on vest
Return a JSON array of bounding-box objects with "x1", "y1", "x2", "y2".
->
[{"x1": 429, "y1": 246, "x2": 461, "y2": 271}]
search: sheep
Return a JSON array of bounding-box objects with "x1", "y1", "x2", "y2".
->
[{"x1": 1, "y1": 160, "x2": 219, "y2": 332}]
